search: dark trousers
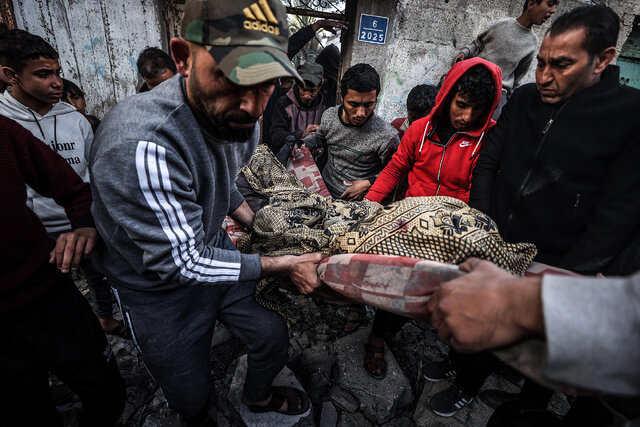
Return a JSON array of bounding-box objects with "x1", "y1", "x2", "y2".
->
[
  {"x1": 113, "y1": 231, "x2": 289, "y2": 417},
  {"x1": 49, "y1": 231, "x2": 113, "y2": 319},
  {"x1": 451, "y1": 350, "x2": 554, "y2": 407},
  {"x1": 0, "y1": 276, "x2": 125, "y2": 427},
  {"x1": 450, "y1": 350, "x2": 497, "y2": 396},
  {"x1": 371, "y1": 309, "x2": 408, "y2": 337}
]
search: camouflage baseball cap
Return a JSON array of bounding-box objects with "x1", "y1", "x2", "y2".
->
[
  {"x1": 181, "y1": 0, "x2": 302, "y2": 86},
  {"x1": 298, "y1": 62, "x2": 324, "y2": 87}
]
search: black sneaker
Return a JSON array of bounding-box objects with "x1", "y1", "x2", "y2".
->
[
  {"x1": 428, "y1": 384, "x2": 473, "y2": 417},
  {"x1": 423, "y1": 359, "x2": 457, "y2": 382}
]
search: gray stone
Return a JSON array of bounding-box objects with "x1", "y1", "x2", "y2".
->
[
  {"x1": 333, "y1": 328, "x2": 413, "y2": 424},
  {"x1": 141, "y1": 416, "x2": 163, "y2": 427},
  {"x1": 382, "y1": 416, "x2": 414, "y2": 427},
  {"x1": 302, "y1": 343, "x2": 335, "y2": 401},
  {"x1": 211, "y1": 323, "x2": 232, "y2": 347},
  {"x1": 338, "y1": 411, "x2": 374, "y2": 427},
  {"x1": 329, "y1": 386, "x2": 360, "y2": 413},
  {"x1": 547, "y1": 391, "x2": 570, "y2": 417},
  {"x1": 228, "y1": 355, "x2": 312, "y2": 426},
  {"x1": 320, "y1": 401, "x2": 339, "y2": 427},
  {"x1": 159, "y1": 414, "x2": 182, "y2": 427}
]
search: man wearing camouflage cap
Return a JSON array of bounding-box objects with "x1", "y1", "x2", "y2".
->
[{"x1": 90, "y1": 0, "x2": 320, "y2": 423}]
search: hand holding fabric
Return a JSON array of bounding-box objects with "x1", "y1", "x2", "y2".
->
[{"x1": 427, "y1": 258, "x2": 543, "y2": 352}]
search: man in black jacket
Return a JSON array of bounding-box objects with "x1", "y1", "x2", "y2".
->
[
  {"x1": 426, "y1": 5, "x2": 640, "y2": 420},
  {"x1": 470, "y1": 5, "x2": 640, "y2": 276}
]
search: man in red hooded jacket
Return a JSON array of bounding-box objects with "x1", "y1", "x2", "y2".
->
[
  {"x1": 365, "y1": 58, "x2": 502, "y2": 204},
  {"x1": 361, "y1": 59, "x2": 502, "y2": 381}
]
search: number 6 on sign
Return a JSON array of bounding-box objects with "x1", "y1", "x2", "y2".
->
[{"x1": 357, "y1": 13, "x2": 389, "y2": 45}]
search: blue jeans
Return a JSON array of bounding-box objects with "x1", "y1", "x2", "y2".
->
[{"x1": 113, "y1": 230, "x2": 288, "y2": 417}]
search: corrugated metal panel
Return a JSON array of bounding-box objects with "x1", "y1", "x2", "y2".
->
[{"x1": 13, "y1": 0, "x2": 164, "y2": 118}]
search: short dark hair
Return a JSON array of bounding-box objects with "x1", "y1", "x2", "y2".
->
[
  {"x1": 523, "y1": 0, "x2": 545, "y2": 14},
  {"x1": 456, "y1": 65, "x2": 495, "y2": 104},
  {"x1": 406, "y1": 84, "x2": 438, "y2": 118},
  {"x1": 340, "y1": 63, "x2": 380, "y2": 97},
  {"x1": 0, "y1": 29, "x2": 58, "y2": 72},
  {"x1": 136, "y1": 47, "x2": 177, "y2": 79},
  {"x1": 62, "y1": 78, "x2": 84, "y2": 100},
  {"x1": 548, "y1": 5, "x2": 619, "y2": 59}
]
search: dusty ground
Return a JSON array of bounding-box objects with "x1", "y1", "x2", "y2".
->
[{"x1": 55, "y1": 277, "x2": 569, "y2": 426}]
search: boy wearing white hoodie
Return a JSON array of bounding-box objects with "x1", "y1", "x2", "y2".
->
[{"x1": 0, "y1": 30, "x2": 128, "y2": 338}]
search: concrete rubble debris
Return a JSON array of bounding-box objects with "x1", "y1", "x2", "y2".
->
[
  {"x1": 333, "y1": 328, "x2": 413, "y2": 424},
  {"x1": 54, "y1": 277, "x2": 569, "y2": 426},
  {"x1": 320, "y1": 401, "x2": 339, "y2": 427}
]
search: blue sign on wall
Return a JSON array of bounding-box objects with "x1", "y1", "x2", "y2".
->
[{"x1": 357, "y1": 13, "x2": 388, "y2": 45}]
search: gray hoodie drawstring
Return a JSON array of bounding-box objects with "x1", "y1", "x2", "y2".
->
[{"x1": 28, "y1": 109, "x2": 58, "y2": 151}]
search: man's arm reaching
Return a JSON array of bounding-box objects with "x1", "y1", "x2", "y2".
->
[{"x1": 7, "y1": 116, "x2": 97, "y2": 273}]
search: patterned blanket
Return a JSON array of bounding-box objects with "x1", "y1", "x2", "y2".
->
[
  {"x1": 240, "y1": 145, "x2": 536, "y2": 274},
  {"x1": 239, "y1": 146, "x2": 537, "y2": 319}
]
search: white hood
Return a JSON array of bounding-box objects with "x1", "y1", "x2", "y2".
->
[{"x1": 0, "y1": 91, "x2": 94, "y2": 233}]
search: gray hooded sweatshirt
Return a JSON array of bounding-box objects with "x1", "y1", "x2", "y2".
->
[
  {"x1": 0, "y1": 91, "x2": 93, "y2": 232},
  {"x1": 89, "y1": 75, "x2": 261, "y2": 293}
]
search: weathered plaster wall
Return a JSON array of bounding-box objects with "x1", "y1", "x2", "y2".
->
[
  {"x1": 13, "y1": 0, "x2": 164, "y2": 118},
  {"x1": 348, "y1": 0, "x2": 640, "y2": 122}
]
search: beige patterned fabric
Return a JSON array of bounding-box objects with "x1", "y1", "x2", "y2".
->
[
  {"x1": 241, "y1": 145, "x2": 536, "y2": 275},
  {"x1": 332, "y1": 196, "x2": 537, "y2": 276},
  {"x1": 239, "y1": 146, "x2": 537, "y2": 317}
]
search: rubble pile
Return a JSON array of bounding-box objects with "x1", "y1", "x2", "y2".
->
[{"x1": 58, "y1": 278, "x2": 568, "y2": 426}]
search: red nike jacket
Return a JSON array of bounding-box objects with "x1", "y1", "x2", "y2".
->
[{"x1": 366, "y1": 58, "x2": 502, "y2": 203}]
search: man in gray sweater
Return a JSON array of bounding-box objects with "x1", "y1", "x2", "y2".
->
[
  {"x1": 303, "y1": 63, "x2": 400, "y2": 200},
  {"x1": 90, "y1": 0, "x2": 323, "y2": 424},
  {"x1": 453, "y1": 0, "x2": 559, "y2": 118}
]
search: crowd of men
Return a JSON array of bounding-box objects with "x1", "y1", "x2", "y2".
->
[{"x1": 0, "y1": 0, "x2": 639, "y2": 426}]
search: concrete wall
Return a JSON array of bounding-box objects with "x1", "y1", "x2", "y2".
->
[
  {"x1": 13, "y1": 0, "x2": 165, "y2": 118},
  {"x1": 347, "y1": 0, "x2": 640, "y2": 122}
]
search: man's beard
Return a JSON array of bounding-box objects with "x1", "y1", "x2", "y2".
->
[{"x1": 189, "y1": 67, "x2": 258, "y2": 142}]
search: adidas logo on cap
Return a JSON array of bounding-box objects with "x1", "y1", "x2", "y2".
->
[{"x1": 243, "y1": 0, "x2": 280, "y2": 35}]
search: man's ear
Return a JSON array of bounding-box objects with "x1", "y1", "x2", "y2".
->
[
  {"x1": 2, "y1": 66, "x2": 19, "y2": 84},
  {"x1": 594, "y1": 46, "x2": 616, "y2": 75},
  {"x1": 170, "y1": 38, "x2": 191, "y2": 77}
]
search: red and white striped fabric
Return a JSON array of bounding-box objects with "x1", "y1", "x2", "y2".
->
[
  {"x1": 318, "y1": 254, "x2": 464, "y2": 321},
  {"x1": 286, "y1": 146, "x2": 331, "y2": 198},
  {"x1": 223, "y1": 216, "x2": 245, "y2": 245},
  {"x1": 318, "y1": 255, "x2": 579, "y2": 320},
  {"x1": 524, "y1": 261, "x2": 579, "y2": 278}
]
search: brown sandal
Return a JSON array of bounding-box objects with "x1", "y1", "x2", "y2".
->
[
  {"x1": 243, "y1": 386, "x2": 310, "y2": 415},
  {"x1": 343, "y1": 306, "x2": 366, "y2": 334},
  {"x1": 363, "y1": 335, "x2": 386, "y2": 379}
]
